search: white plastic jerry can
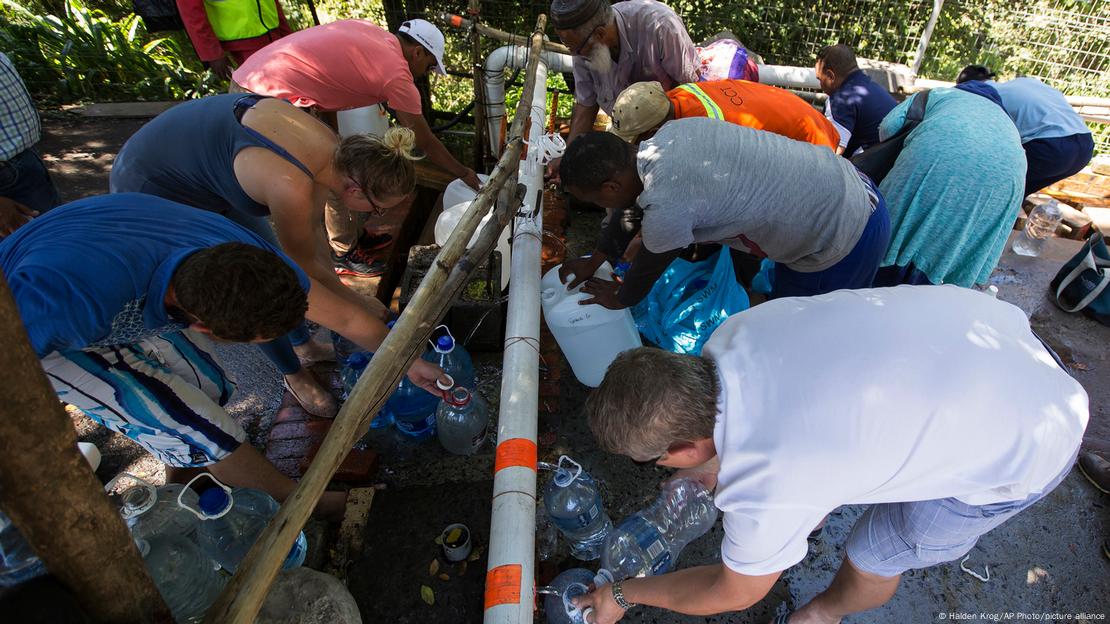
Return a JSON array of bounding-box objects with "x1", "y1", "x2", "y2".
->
[
  {"x1": 435, "y1": 198, "x2": 511, "y2": 291},
  {"x1": 540, "y1": 261, "x2": 642, "y2": 387}
]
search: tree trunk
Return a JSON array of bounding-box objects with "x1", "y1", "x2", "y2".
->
[{"x1": 0, "y1": 273, "x2": 170, "y2": 623}]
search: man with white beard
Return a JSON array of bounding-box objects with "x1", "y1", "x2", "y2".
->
[{"x1": 548, "y1": 0, "x2": 697, "y2": 179}]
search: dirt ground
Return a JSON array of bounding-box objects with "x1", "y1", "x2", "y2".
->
[{"x1": 32, "y1": 112, "x2": 1110, "y2": 623}]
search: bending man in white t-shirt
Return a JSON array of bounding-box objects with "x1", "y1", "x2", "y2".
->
[{"x1": 574, "y1": 285, "x2": 1088, "y2": 624}]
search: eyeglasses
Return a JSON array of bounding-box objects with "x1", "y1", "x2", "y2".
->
[{"x1": 573, "y1": 26, "x2": 602, "y2": 57}]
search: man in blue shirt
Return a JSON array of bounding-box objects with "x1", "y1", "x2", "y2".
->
[
  {"x1": 1, "y1": 193, "x2": 443, "y2": 519},
  {"x1": 816, "y1": 45, "x2": 898, "y2": 157},
  {"x1": 957, "y1": 66, "x2": 1094, "y2": 197}
]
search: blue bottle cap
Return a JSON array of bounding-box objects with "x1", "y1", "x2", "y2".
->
[
  {"x1": 436, "y1": 335, "x2": 454, "y2": 352},
  {"x1": 198, "y1": 487, "x2": 231, "y2": 516},
  {"x1": 347, "y1": 352, "x2": 371, "y2": 369}
]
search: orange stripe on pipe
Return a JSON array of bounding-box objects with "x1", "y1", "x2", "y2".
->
[
  {"x1": 484, "y1": 563, "x2": 522, "y2": 609},
  {"x1": 494, "y1": 438, "x2": 537, "y2": 473}
]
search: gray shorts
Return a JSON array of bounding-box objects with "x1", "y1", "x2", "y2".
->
[{"x1": 845, "y1": 459, "x2": 1074, "y2": 577}]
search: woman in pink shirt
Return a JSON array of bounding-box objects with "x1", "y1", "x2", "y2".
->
[{"x1": 233, "y1": 19, "x2": 481, "y2": 274}]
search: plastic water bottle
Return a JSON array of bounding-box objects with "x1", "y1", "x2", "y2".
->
[
  {"x1": 0, "y1": 511, "x2": 46, "y2": 587},
  {"x1": 341, "y1": 352, "x2": 394, "y2": 430},
  {"x1": 388, "y1": 376, "x2": 441, "y2": 440},
  {"x1": 601, "y1": 478, "x2": 718, "y2": 579},
  {"x1": 543, "y1": 456, "x2": 613, "y2": 561},
  {"x1": 435, "y1": 379, "x2": 489, "y2": 455},
  {"x1": 423, "y1": 327, "x2": 475, "y2": 389},
  {"x1": 180, "y1": 475, "x2": 307, "y2": 574},
  {"x1": 108, "y1": 474, "x2": 200, "y2": 543},
  {"x1": 542, "y1": 568, "x2": 613, "y2": 624},
  {"x1": 138, "y1": 533, "x2": 226, "y2": 623},
  {"x1": 331, "y1": 330, "x2": 361, "y2": 371},
  {"x1": 1012, "y1": 199, "x2": 1063, "y2": 257}
]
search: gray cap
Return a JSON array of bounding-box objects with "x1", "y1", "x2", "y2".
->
[{"x1": 550, "y1": 0, "x2": 608, "y2": 30}]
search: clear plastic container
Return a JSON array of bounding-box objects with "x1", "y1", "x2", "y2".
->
[
  {"x1": 138, "y1": 533, "x2": 225, "y2": 623},
  {"x1": 601, "y1": 478, "x2": 718, "y2": 579},
  {"x1": 0, "y1": 511, "x2": 46, "y2": 588},
  {"x1": 340, "y1": 352, "x2": 394, "y2": 429},
  {"x1": 435, "y1": 380, "x2": 489, "y2": 455},
  {"x1": 423, "y1": 327, "x2": 476, "y2": 390},
  {"x1": 543, "y1": 456, "x2": 613, "y2": 561},
  {"x1": 180, "y1": 475, "x2": 307, "y2": 574},
  {"x1": 108, "y1": 473, "x2": 200, "y2": 543},
  {"x1": 541, "y1": 568, "x2": 613, "y2": 624},
  {"x1": 1012, "y1": 199, "x2": 1063, "y2": 257}
]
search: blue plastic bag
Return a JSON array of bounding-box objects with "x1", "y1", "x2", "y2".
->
[{"x1": 633, "y1": 250, "x2": 750, "y2": 355}]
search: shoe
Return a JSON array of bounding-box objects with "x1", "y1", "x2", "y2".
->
[
  {"x1": 283, "y1": 374, "x2": 338, "y2": 419},
  {"x1": 357, "y1": 230, "x2": 393, "y2": 251},
  {"x1": 332, "y1": 248, "x2": 386, "y2": 277},
  {"x1": 1077, "y1": 452, "x2": 1110, "y2": 495}
]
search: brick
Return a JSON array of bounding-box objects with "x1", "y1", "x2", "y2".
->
[
  {"x1": 265, "y1": 437, "x2": 319, "y2": 461},
  {"x1": 299, "y1": 447, "x2": 379, "y2": 485},
  {"x1": 273, "y1": 405, "x2": 315, "y2": 425},
  {"x1": 268, "y1": 419, "x2": 333, "y2": 443},
  {"x1": 270, "y1": 458, "x2": 303, "y2": 480}
]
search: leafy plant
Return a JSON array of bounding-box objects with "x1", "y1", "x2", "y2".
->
[{"x1": 1, "y1": 0, "x2": 220, "y2": 103}]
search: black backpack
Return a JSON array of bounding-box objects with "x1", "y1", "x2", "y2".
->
[{"x1": 132, "y1": 0, "x2": 184, "y2": 32}]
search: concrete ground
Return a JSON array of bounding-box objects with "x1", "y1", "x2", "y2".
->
[{"x1": 36, "y1": 113, "x2": 1110, "y2": 622}]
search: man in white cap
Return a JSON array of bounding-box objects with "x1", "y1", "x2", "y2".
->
[{"x1": 232, "y1": 19, "x2": 481, "y2": 277}]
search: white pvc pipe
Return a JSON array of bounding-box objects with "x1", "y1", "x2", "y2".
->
[
  {"x1": 484, "y1": 45, "x2": 573, "y2": 154},
  {"x1": 483, "y1": 58, "x2": 548, "y2": 624},
  {"x1": 757, "y1": 64, "x2": 821, "y2": 90}
]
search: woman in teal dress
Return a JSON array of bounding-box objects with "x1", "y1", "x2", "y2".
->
[{"x1": 872, "y1": 87, "x2": 1026, "y2": 287}]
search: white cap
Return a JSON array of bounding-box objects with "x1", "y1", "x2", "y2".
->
[{"x1": 399, "y1": 18, "x2": 447, "y2": 76}]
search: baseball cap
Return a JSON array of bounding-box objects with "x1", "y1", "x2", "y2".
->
[
  {"x1": 609, "y1": 82, "x2": 670, "y2": 142},
  {"x1": 399, "y1": 19, "x2": 447, "y2": 76}
]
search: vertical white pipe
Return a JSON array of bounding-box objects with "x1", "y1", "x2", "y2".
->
[
  {"x1": 484, "y1": 46, "x2": 573, "y2": 155},
  {"x1": 483, "y1": 59, "x2": 548, "y2": 624}
]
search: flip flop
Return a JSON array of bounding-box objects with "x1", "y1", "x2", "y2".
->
[{"x1": 284, "y1": 378, "x2": 338, "y2": 419}]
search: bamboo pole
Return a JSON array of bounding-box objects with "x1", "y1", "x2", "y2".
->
[
  {"x1": 911, "y1": 0, "x2": 945, "y2": 76},
  {"x1": 202, "y1": 16, "x2": 550, "y2": 623},
  {"x1": 0, "y1": 273, "x2": 170, "y2": 623},
  {"x1": 439, "y1": 12, "x2": 572, "y2": 56}
]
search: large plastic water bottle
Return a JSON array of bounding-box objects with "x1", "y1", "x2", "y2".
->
[
  {"x1": 541, "y1": 568, "x2": 613, "y2": 624},
  {"x1": 423, "y1": 327, "x2": 475, "y2": 390},
  {"x1": 388, "y1": 375, "x2": 441, "y2": 440},
  {"x1": 1012, "y1": 199, "x2": 1064, "y2": 257},
  {"x1": 600, "y1": 478, "x2": 718, "y2": 579},
  {"x1": 137, "y1": 533, "x2": 226, "y2": 623},
  {"x1": 540, "y1": 262, "x2": 642, "y2": 387},
  {"x1": 108, "y1": 474, "x2": 200, "y2": 543},
  {"x1": 0, "y1": 511, "x2": 46, "y2": 587},
  {"x1": 435, "y1": 379, "x2": 489, "y2": 455},
  {"x1": 340, "y1": 352, "x2": 394, "y2": 430},
  {"x1": 180, "y1": 475, "x2": 307, "y2": 574},
  {"x1": 543, "y1": 456, "x2": 613, "y2": 561}
]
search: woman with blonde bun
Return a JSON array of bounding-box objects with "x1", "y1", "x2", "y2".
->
[{"x1": 111, "y1": 93, "x2": 441, "y2": 418}]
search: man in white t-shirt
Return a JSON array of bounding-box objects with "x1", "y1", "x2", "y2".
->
[{"x1": 574, "y1": 285, "x2": 1088, "y2": 624}]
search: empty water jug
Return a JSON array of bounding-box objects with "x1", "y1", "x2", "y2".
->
[
  {"x1": 543, "y1": 456, "x2": 613, "y2": 561},
  {"x1": 442, "y1": 173, "x2": 490, "y2": 209},
  {"x1": 138, "y1": 533, "x2": 225, "y2": 623},
  {"x1": 435, "y1": 379, "x2": 488, "y2": 455},
  {"x1": 180, "y1": 474, "x2": 307, "y2": 573},
  {"x1": 541, "y1": 261, "x2": 642, "y2": 387},
  {"x1": 435, "y1": 199, "x2": 511, "y2": 290},
  {"x1": 423, "y1": 326, "x2": 475, "y2": 390},
  {"x1": 340, "y1": 352, "x2": 393, "y2": 429},
  {"x1": 601, "y1": 477, "x2": 718, "y2": 579},
  {"x1": 0, "y1": 511, "x2": 45, "y2": 587},
  {"x1": 108, "y1": 473, "x2": 200, "y2": 543},
  {"x1": 388, "y1": 375, "x2": 440, "y2": 440},
  {"x1": 541, "y1": 568, "x2": 614, "y2": 624}
]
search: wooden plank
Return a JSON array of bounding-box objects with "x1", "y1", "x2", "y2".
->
[{"x1": 325, "y1": 487, "x2": 377, "y2": 580}]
